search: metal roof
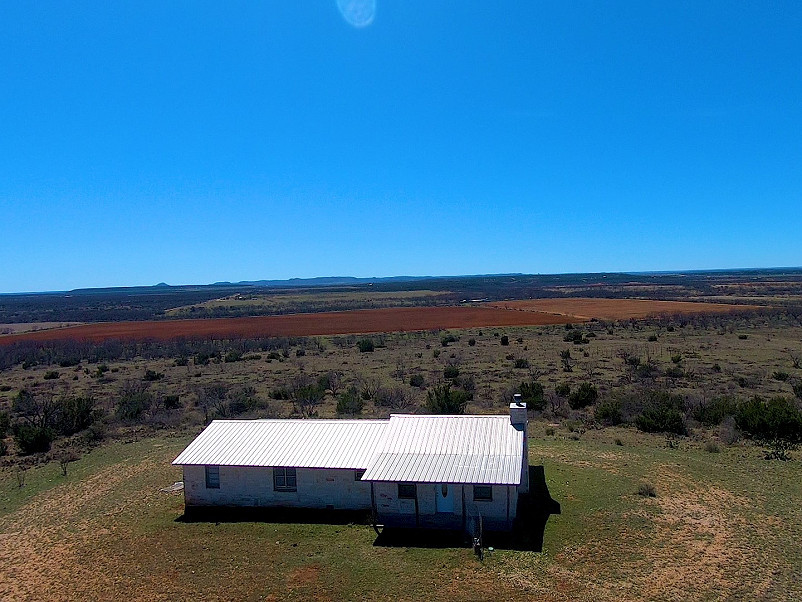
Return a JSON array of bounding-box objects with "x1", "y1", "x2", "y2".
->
[
  {"x1": 172, "y1": 419, "x2": 388, "y2": 470},
  {"x1": 361, "y1": 414, "x2": 523, "y2": 485}
]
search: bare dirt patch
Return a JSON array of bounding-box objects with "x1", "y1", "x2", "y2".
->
[{"x1": 485, "y1": 298, "x2": 760, "y2": 320}]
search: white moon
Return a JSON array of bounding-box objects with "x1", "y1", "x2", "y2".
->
[{"x1": 337, "y1": 0, "x2": 376, "y2": 28}]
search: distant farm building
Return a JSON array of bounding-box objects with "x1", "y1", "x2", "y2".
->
[{"x1": 173, "y1": 401, "x2": 530, "y2": 531}]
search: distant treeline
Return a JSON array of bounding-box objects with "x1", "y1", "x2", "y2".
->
[{"x1": 0, "y1": 336, "x2": 321, "y2": 371}]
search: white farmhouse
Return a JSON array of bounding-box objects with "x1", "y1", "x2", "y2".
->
[{"x1": 173, "y1": 400, "x2": 530, "y2": 531}]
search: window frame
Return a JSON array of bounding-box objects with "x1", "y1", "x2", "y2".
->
[
  {"x1": 205, "y1": 465, "x2": 220, "y2": 489},
  {"x1": 473, "y1": 485, "x2": 493, "y2": 502},
  {"x1": 397, "y1": 483, "x2": 417, "y2": 499},
  {"x1": 273, "y1": 467, "x2": 297, "y2": 492}
]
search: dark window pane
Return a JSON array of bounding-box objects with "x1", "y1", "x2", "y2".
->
[
  {"x1": 398, "y1": 483, "x2": 416, "y2": 499},
  {"x1": 473, "y1": 485, "x2": 492, "y2": 501}
]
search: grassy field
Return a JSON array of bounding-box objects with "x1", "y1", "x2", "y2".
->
[
  {"x1": 1, "y1": 426, "x2": 800, "y2": 601},
  {"x1": 165, "y1": 289, "x2": 452, "y2": 317},
  {"x1": 2, "y1": 310, "x2": 798, "y2": 422}
]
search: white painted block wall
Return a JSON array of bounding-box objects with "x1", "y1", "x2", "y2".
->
[{"x1": 183, "y1": 465, "x2": 372, "y2": 510}]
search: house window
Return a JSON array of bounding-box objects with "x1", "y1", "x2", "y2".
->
[
  {"x1": 205, "y1": 465, "x2": 220, "y2": 489},
  {"x1": 354, "y1": 469, "x2": 366, "y2": 481},
  {"x1": 274, "y1": 467, "x2": 297, "y2": 492},
  {"x1": 473, "y1": 485, "x2": 492, "y2": 501},
  {"x1": 398, "y1": 483, "x2": 417, "y2": 499}
]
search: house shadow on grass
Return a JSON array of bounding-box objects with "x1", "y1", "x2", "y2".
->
[
  {"x1": 373, "y1": 466, "x2": 561, "y2": 551},
  {"x1": 175, "y1": 506, "x2": 372, "y2": 526}
]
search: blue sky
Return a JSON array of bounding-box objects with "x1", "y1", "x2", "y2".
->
[{"x1": 1, "y1": 1, "x2": 800, "y2": 293}]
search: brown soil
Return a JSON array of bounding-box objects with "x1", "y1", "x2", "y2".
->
[
  {"x1": 485, "y1": 298, "x2": 760, "y2": 320},
  {"x1": 0, "y1": 298, "x2": 756, "y2": 346},
  {"x1": 0, "y1": 306, "x2": 583, "y2": 345}
]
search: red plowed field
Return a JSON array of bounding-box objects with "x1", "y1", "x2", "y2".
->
[
  {"x1": 0, "y1": 306, "x2": 582, "y2": 345},
  {"x1": 0, "y1": 299, "x2": 757, "y2": 345},
  {"x1": 486, "y1": 298, "x2": 760, "y2": 320}
]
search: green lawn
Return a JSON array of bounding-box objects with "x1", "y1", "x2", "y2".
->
[{"x1": 1, "y1": 428, "x2": 800, "y2": 601}]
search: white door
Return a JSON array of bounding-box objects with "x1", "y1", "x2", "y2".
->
[{"x1": 435, "y1": 483, "x2": 454, "y2": 513}]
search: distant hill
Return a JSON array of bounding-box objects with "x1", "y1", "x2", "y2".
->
[{"x1": 212, "y1": 275, "x2": 441, "y2": 288}]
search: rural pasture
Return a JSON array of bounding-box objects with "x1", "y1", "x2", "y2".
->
[
  {"x1": 0, "y1": 426, "x2": 800, "y2": 601},
  {"x1": 0, "y1": 291, "x2": 800, "y2": 601}
]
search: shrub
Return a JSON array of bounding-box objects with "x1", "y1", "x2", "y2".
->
[
  {"x1": 452, "y1": 375, "x2": 475, "y2": 399},
  {"x1": 441, "y1": 334, "x2": 457, "y2": 347},
  {"x1": 712, "y1": 363, "x2": 722, "y2": 373},
  {"x1": 409, "y1": 374, "x2": 425, "y2": 388},
  {"x1": 564, "y1": 330, "x2": 588, "y2": 344},
  {"x1": 545, "y1": 427, "x2": 555, "y2": 436},
  {"x1": 163, "y1": 394, "x2": 182, "y2": 410},
  {"x1": 555, "y1": 383, "x2": 571, "y2": 397},
  {"x1": 519, "y1": 380, "x2": 545, "y2": 411},
  {"x1": 174, "y1": 356, "x2": 189, "y2": 367},
  {"x1": 14, "y1": 424, "x2": 55, "y2": 454},
  {"x1": 500, "y1": 335, "x2": 509, "y2": 346},
  {"x1": 43, "y1": 370, "x2": 60, "y2": 380},
  {"x1": 794, "y1": 381, "x2": 802, "y2": 400},
  {"x1": 143, "y1": 369, "x2": 164, "y2": 381},
  {"x1": 636, "y1": 360, "x2": 658, "y2": 378},
  {"x1": 595, "y1": 398, "x2": 623, "y2": 425},
  {"x1": 292, "y1": 382, "x2": 326, "y2": 418},
  {"x1": 738, "y1": 334, "x2": 748, "y2": 340},
  {"x1": 772, "y1": 371, "x2": 789, "y2": 382},
  {"x1": 671, "y1": 354, "x2": 683, "y2": 364},
  {"x1": 704, "y1": 441, "x2": 720, "y2": 453},
  {"x1": 224, "y1": 350, "x2": 243, "y2": 363},
  {"x1": 57, "y1": 396, "x2": 98, "y2": 436},
  {"x1": 514, "y1": 358, "x2": 530, "y2": 369},
  {"x1": 664, "y1": 365, "x2": 685, "y2": 378},
  {"x1": 426, "y1": 384, "x2": 469, "y2": 414},
  {"x1": 270, "y1": 387, "x2": 291, "y2": 400},
  {"x1": 734, "y1": 396, "x2": 802, "y2": 444},
  {"x1": 648, "y1": 335, "x2": 658, "y2": 342},
  {"x1": 468, "y1": 338, "x2": 476, "y2": 346},
  {"x1": 357, "y1": 339, "x2": 375, "y2": 353},
  {"x1": 636, "y1": 393, "x2": 686, "y2": 435},
  {"x1": 0, "y1": 410, "x2": 10, "y2": 439},
  {"x1": 336, "y1": 386, "x2": 364, "y2": 415},
  {"x1": 195, "y1": 351, "x2": 214, "y2": 365},
  {"x1": 295, "y1": 349, "x2": 305, "y2": 357},
  {"x1": 443, "y1": 365, "x2": 460, "y2": 379},
  {"x1": 374, "y1": 387, "x2": 410, "y2": 410},
  {"x1": 116, "y1": 383, "x2": 153, "y2": 421},
  {"x1": 568, "y1": 383, "x2": 598, "y2": 409},
  {"x1": 614, "y1": 438, "x2": 624, "y2": 446},
  {"x1": 692, "y1": 396, "x2": 738, "y2": 427},
  {"x1": 637, "y1": 483, "x2": 657, "y2": 497}
]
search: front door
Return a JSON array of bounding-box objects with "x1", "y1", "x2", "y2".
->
[{"x1": 435, "y1": 483, "x2": 454, "y2": 513}]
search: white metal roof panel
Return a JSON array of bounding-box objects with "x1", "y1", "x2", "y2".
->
[
  {"x1": 361, "y1": 414, "x2": 523, "y2": 485},
  {"x1": 172, "y1": 419, "x2": 388, "y2": 469}
]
